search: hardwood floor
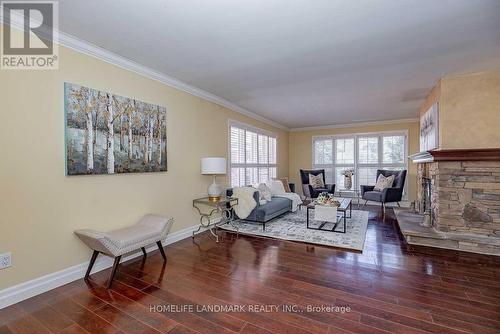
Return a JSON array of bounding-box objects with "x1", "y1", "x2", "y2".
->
[{"x1": 1, "y1": 206, "x2": 500, "y2": 334}]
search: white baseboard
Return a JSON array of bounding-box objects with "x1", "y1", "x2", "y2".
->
[{"x1": 0, "y1": 224, "x2": 200, "y2": 309}]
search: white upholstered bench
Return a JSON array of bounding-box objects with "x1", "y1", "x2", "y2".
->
[{"x1": 74, "y1": 214, "x2": 174, "y2": 288}]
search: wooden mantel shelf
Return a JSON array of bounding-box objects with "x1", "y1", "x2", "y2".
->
[{"x1": 409, "y1": 148, "x2": 500, "y2": 163}]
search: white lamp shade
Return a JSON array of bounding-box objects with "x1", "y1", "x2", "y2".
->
[{"x1": 201, "y1": 157, "x2": 226, "y2": 175}]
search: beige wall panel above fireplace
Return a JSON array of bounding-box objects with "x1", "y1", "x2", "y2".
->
[{"x1": 439, "y1": 69, "x2": 500, "y2": 150}]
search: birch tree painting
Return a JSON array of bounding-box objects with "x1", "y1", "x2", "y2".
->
[{"x1": 65, "y1": 83, "x2": 167, "y2": 175}]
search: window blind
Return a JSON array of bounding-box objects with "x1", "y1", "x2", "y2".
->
[
  {"x1": 229, "y1": 121, "x2": 277, "y2": 187},
  {"x1": 312, "y1": 132, "x2": 407, "y2": 195}
]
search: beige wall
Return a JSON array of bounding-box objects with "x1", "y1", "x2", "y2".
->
[
  {"x1": 288, "y1": 121, "x2": 420, "y2": 201},
  {"x1": 0, "y1": 43, "x2": 288, "y2": 289},
  {"x1": 439, "y1": 69, "x2": 500, "y2": 149},
  {"x1": 419, "y1": 80, "x2": 441, "y2": 117}
]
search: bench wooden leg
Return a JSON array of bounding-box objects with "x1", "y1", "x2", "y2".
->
[
  {"x1": 141, "y1": 247, "x2": 147, "y2": 258},
  {"x1": 107, "y1": 255, "x2": 121, "y2": 289},
  {"x1": 157, "y1": 241, "x2": 166, "y2": 261},
  {"x1": 85, "y1": 250, "x2": 99, "y2": 280}
]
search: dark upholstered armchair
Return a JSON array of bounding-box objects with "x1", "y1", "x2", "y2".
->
[
  {"x1": 361, "y1": 169, "x2": 407, "y2": 213},
  {"x1": 300, "y1": 169, "x2": 335, "y2": 199}
]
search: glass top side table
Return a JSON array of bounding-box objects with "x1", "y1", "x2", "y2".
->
[
  {"x1": 336, "y1": 189, "x2": 361, "y2": 208},
  {"x1": 192, "y1": 197, "x2": 239, "y2": 243}
]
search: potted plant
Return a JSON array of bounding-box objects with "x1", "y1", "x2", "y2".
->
[{"x1": 341, "y1": 169, "x2": 355, "y2": 190}]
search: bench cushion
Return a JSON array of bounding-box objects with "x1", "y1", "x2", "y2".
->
[{"x1": 75, "y1": 214, "x2": 174, "y2": 256}]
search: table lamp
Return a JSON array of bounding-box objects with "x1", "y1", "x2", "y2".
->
[{"x1": 201, "y1": 157, "x2": 226, "y2": 201}]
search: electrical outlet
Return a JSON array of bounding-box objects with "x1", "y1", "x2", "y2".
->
[{"x1": 0, "y1": 252, "x2": 12, "y2": 269}]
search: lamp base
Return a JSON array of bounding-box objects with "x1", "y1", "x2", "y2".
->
[
  {"x1": 207, "y1": 175, "x2": 223, "y2": 201},
  {"x1": 208, "y1": 196, "x2": 221, "y2": 202}
]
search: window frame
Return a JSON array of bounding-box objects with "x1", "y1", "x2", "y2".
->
[
  {"x1": 228, "y1": 119, "x2": 278, "y2": 187},
  {"x1": 312, "y1": 130, "x2": 408, "y2": 198}
]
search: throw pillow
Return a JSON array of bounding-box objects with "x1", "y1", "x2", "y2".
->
[
  {"x1": 274, "y1": 177, "x2": 291, "y2": 192},
  {"x1": 309, "y1": 173, "x2": 325, "y2": 189},
  {"x1": 268, "y1": 180, "x2": 286, "y2": 196},
  {"x1": 257, "y1": 183, "x2": 272, "y2": 201},
  {"x1": 373, "y1": 174, "x2": 395, "y2": 191}
]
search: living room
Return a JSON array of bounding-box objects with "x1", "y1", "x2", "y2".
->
[{"x1": 1, "y1": 1, "x2": 500, "y2": 334}]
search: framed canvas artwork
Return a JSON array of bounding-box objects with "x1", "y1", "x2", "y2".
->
[
  {"x1": 65, "y1": 83, "x2": 167, "y2": 175},
  {"x1": 420, "y1": 102, "x2": 439, "y2": 152}
]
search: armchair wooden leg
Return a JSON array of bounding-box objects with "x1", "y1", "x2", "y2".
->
[
  {"x1": 397, "y1": 202, "x2": 401, "y2": 207},
  {"x1": 363, "y1": 200, "x2": 368, "y2": 207},
  {"x1": 157, "y1": 241, "x2": 166, "y2": 261},
  {"x1": 141, "y1": 247, "x2": 147, "y2": 258},
  {"x1": 85, "y1": 250, "x2": 99, "y2": 280},
  {"x1": 107, "y1": 256, "x2": 121, "y2": 289}
]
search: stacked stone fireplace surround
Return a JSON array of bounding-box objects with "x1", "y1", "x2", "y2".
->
[{"x1": 397, "y1": 157, "x2": 500, "y2": 255}]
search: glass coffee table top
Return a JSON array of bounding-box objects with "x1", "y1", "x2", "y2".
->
[{"x1": 307, "y1": 197, "x2": 351, "y2": 211}]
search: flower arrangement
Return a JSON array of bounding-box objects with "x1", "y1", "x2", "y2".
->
[
  {"x1": 315, "y1": 192, "x2": 340, "y2": 207},
  {"x1": 341, "y1": 169, "x2": 355, "y2": 177}
]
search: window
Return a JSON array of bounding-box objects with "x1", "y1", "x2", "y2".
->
[
  {"x1": 312, "y1": 132, "x2": 407, "y2": 195},
  {"x1": 229, "y1": 121, "x2": 277, "y2": 187}
]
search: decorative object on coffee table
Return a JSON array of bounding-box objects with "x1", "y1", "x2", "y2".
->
[
  {"x1": 201, "y1": 157, "x2": 226, "y2": 201},
  {"x1": 315, "y1": 192, "x2": 340, "y2": 206},
  {"x1": 307, "y1": 196, "x2": 351, "y2": 233},
  {"x1": 341, "y1": 169, "x2": 355, "y2": 190},
  {"x1": 192, "y1": 196, "x2": 238, "y2": 242},
  {"x1": 314, "y1": 192, "x2": 340, "y2": 222},
  {"x1": 74, "y1": 214, "x2": 173, "y2": 288}
]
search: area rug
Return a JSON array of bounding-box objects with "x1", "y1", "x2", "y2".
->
[{"x1": 220, "y1": 209, "x2": 369, "y2": 251}]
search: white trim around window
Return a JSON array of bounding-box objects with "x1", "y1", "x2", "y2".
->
[
  {"x1": 312, "y1": 130, "x2": 408, "y2": 197},
  {"x1": 228, "y1": 120, "x2": 278, "y2": 187}
]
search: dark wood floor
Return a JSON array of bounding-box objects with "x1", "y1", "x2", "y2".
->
[{"x1": 2, "y1": 206, "x2": 500, "y2": 334}]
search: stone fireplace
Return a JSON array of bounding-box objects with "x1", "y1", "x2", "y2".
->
[{"x1": 395, "y1": 149, "x2": 500, "y2": 255}]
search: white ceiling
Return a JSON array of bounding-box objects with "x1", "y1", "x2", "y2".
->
[{"x1": 59, "y1": 0, "x2": 500, "y2": 129}]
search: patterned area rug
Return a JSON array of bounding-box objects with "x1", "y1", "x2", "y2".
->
[{"x1": 220, "y1": 209, "x2": 369, "y2": 251}]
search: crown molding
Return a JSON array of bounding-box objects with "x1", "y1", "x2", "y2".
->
[
  {"x1": 290, "y1": 118, "x2": 419, "y2": 132},
  {"x1": 58, "y1": 31, "x2": 289, "y2": 131},
  {"x1": 0, "y1": 15, "x2": 289, "y2": 131}
]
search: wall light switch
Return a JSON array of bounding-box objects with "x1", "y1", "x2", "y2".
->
[{"x1": 0, "y1": 252, "x2": 12, "y2": 269}]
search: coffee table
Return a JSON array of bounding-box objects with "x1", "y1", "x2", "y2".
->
[{"x1": 306, "y1": 198, "x2": 352, "y2": 233}]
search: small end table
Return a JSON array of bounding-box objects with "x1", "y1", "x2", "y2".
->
[
  {"x1": 337, "y1": 189, "x2": 361, "y2": 208},
  {"x1": 192, "y1": 197, "x2": 239, "y2": 243}
]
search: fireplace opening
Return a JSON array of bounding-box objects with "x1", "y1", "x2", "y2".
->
[
  {"x1": 422, "y1": 178, "x2": 432, "y2": 212},
  {"x1": 420, "y1": 177, "x2": 433, "y2": 226}
]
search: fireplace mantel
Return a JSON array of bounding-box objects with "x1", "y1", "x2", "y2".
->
[{"x1": 409, "y1": 148, "x2": 500, "y2": 163}]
